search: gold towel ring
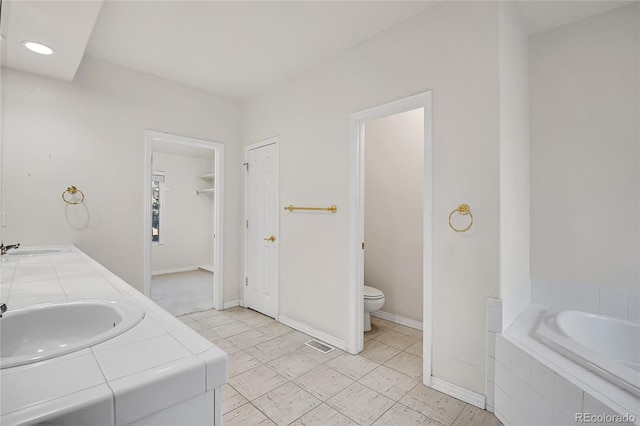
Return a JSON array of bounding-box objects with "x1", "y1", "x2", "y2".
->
[
  {"x1": 62, "y1": 186, "x2": 85, "y2": 205},
  {"x1": 449, "y1": 204, "x2": 473, "y2": 232}
]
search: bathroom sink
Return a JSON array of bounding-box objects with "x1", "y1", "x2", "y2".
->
[
  {"x1": 7, "y1": 248, "x2": 71, "y2": 256},
  {"x1": 0, "y1": 300, "x2": 145, "y2": 369}
]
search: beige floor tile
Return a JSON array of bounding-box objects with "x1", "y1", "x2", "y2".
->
[
  {"x1": 253, "y1": 382, "x2": 321, "y2": 426},
  {"x1": 384, "y1": 352, "x2": 423, "y2": 379},
  {"x1": 287, "y1": 330, "x2": 316, "y2": 343},
  {"x1": 372, "y1": 403, "x2": 439, "y2": 425},
  {"x1": 290, "y1": 403, "x2": 359, "y2": 426},
  {"x1": 212, "y1": 338, "x2": 241, "y2": 354},
  {"x1": 222, "y1": 384, "x2": 248, "y2": 414},
  {"x1": 246, "y1": 333, "x2": 307, "y2": 363},
  {"x1": 239, "y1": 313, "x2": 275, "y2": 328},
  {"x1": 453, "y1": 404, "x2": 502, "y2": 426},
  {"x1": 213, "y1": 320, "x2": 254, "y2": 338},
  {"x1": 360, "y1": 365, "x2": 419, "y2": 401},
  {"x1": 207, "y1": 308, "x2": 506, "y2": 426},
  {"x1": 228, "y1": 365, "x2": 289, "y2": 401},
  {"x1": 361, "y1": 340, "x2": 401, "y2": 364},
  {"x1": 374, "y1": 330, "x2": 418, "y2": 351},
  {"x1": 256, "y1": 321, "x2": 295, "y2": 339},
  {"x1": 267, "y1": 349, "x2": 321, "y2": 380},
  {"x1": 392, "y1": 324, "x2": 424, "y2": 339},
  {"x1": 223, "y1": 402, "x2": 276, "y2": 426},
  {"x1": 370, "y1": 317, "x2": 396, "y2": 329},
  {"x1": 186, "y1": 321, "x2": 212, "y2": 334},
  {"x1": 224, "y1": 307, "x2": 259, "y2": 320},
  {"x1": 326, "y1": 353, "x2": 380, "y2": 380},
  {"x1": 177, "y1": 314, "x2": 195, "y2": 324},
  {"x1": 365, "y1": 323, "x2": 392, "y2": 339},
  {"x1": 405, "y1": 340, "x2": 424, "y2": 357},
  {"x1": 198, "y1": 328, "x2": 221, "y2": 343},
  {"x1": 198, "y1": 314, "x2": 236, "y2": 328},
  {"x1": 229, "y1": 350, "x2": 263, "y2": 377},
  {"x1": 227, "y1": 329, "x2": 273, "y2": 350},
  {"x1": 294, "y1": 365, "x2": 355, "y2": 401},
  {"x1": 327, "y1": 382, "x2": 395, "y2": 426},
  {"x1": 399, "y1": 384, "x2": 466, "y2": 426},
  {"x1": 295, "y1": 345, "x2": 343, "y2": 364},
  {"x1": 189, "y1": 309, "x2": 222, "y2": 321}
]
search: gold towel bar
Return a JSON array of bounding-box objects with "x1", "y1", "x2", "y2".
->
[
  {"x1": 62, "y1": 186, "x2": 85, "y2": 205},
  {"x1": 284, "y1": 205, "x2": 337, "y2": 213},
  {"x1": 449, "y1": 204, "x2": 473, "y2": 232}
]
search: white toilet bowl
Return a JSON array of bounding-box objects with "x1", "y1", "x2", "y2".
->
[{"x1": 364, "y1": 285, "x2": 385, "y2": 332}]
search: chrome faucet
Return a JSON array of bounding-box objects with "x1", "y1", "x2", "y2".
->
[
  {"x1": 0, "y1": 303, "x2": 6, "y2": 318},
  {"x1": 0, "y1": 242, "x2": 20, "y2": 255}
]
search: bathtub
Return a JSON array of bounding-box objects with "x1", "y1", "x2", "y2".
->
[{"x1": 535, "y1": 308, "x2": 640, "y2": 398}]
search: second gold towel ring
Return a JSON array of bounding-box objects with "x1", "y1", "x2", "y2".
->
[
  {"x1": 449, "y1": 204, "x2": 473, "y2": 232},
  {"x1": 62, "y1": 186, "x2": 85, "y2": 205}
]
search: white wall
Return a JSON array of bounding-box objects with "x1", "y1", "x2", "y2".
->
[
  {"x1": 243, "y1": 1, "x2": 502, "y2": 395},
  {"x1": 151, "y1": 152, "x2": 214, "y2": 274},
  {"x1": 530, "y1": 4, "x2": 640, "y2": 289},
  {"x1": 1, "y1": 56, "x2": 243, "y2": 301},
  {"x1": 364, "y1": 109, "x2": 424, "y2": 323},
  {"x1": 499, "y1": 2, "x2": 530, "y2": 301}
]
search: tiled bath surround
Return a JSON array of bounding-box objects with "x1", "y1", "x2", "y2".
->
[
  {"x1": 487, "y1": 281, "x2": 640, "y2": 425},
  {"x1": 531, "y1": 279, "x2": 639, "y2": 321}
]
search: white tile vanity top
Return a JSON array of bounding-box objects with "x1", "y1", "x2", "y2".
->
[{"x1": 0, "y1": 245, "x2": 228, "y2": 425}]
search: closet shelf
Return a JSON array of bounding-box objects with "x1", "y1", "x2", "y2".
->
[
  {"x1": 197, "y1": 172, "x2": 215, "y2": 195},
  {"x1": 196, "y1": 188, "x2": 215, "y2": 195}
]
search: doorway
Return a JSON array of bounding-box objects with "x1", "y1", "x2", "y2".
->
[
  {"x1": 244, "y1": 137, "x2": 279, "y2": 319},
  {"x1": 349, "y1": 92, "x2": 433, "y2": 384},
  {"x1": 143, "y1": 130, "x2": 225, "y2": 314}
]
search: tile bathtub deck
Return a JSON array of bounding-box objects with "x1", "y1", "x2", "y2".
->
[{"x1": 179, "y1": 308, "x2": 502, "y2": 426}]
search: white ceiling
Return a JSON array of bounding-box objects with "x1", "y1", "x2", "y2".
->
[
  {"x1": 0, "y1": 1, "x2": 636, "y2": 100},
  {"x1": 84, "y1": 1, "x2": 438, "y2": 100},
  {"x1": 0, "y1": 0, "x2": 103, "y2": 81}
]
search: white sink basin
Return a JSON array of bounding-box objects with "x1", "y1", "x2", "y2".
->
[
  {"x1": 7, "y1": 248, "x2": 71, "y2": 257},
  {"x1": 0, "y1": 300, "x2": 145, "y2": 369}
]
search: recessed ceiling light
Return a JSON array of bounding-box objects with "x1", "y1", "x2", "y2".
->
[{"x1": 22, "y1": 41, "x2": 55, "y2": 55}]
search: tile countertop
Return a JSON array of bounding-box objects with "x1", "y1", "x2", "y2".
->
[{"x1": 0, "y1": 245, "x2": 228, "y2": 425}]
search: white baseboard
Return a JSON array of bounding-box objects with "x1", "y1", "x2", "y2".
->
[
  {"x1": 430, "y1": 376, "x2": 485, "y2": 409},
  {"x1": 198, "y1": 264, "x2": 215, "y2": 273},
  {"x1": 152, "y1": 266, "x2": 198, "y2": 276},
  {"x1": 494, "y1": 409, "x2": 508, "y2": 425},
  {"x1": 222, "y1": 299, "x2": 242, "y2": 309},
  {"x1": 278, "y1": 315, "x2": 349, "y2": 352},
  {"x1": 371, "y1": 310, "x2": 423, "y2": 331}
]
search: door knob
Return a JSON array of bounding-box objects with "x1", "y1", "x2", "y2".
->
[{"x1": 263, "y1": 236, "x2": 276, "y2": 242}]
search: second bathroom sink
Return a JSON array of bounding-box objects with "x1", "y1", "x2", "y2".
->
[{"x1": 7, "y1": 248, "x2": 71, "y2": 257}]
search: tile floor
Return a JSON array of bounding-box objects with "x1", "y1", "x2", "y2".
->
[
  {"x1": 151, "y1": 269, "x2": 214, "y2": 315},
  {"x1": 178, "y1": 307, "x2": 502, "y2": 426}
]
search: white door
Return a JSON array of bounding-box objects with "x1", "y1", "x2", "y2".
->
[{"x1": 245, "y1": 139, "x2": 279, "y2": 318}]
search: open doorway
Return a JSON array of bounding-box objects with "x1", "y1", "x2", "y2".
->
[
  {"x1": 143, "y1": 130, "x2": 225, "y2": 315},
  {"x1": 364, "y1": 108, "x2": 424, "y2": 330},
  {"x1": 349, "y1": 92, "x2": 433, "y2": 384}
]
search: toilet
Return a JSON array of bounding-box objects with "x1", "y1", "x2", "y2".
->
[{"x1": 363, "y1": 285, "x2": 385, "y2": 332}]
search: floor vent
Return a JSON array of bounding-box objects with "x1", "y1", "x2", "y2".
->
[{"x1": 305, "y1": 339, "x2": 335, "y2": 354}]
